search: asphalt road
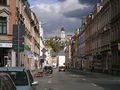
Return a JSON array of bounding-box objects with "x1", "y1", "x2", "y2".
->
[{"x1": 34, "y1": 69, "x2": 120, "y2": 90}]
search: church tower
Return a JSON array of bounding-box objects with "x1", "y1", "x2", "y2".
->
[{"x1": 61, "y1": 27, "x2": 65, "y2": 42}]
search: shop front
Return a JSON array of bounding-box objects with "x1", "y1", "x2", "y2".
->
[
  {"x1": 0, "y1": 43, "x2": 12, "y2": 67},
  {"x1": 111, "y1": 42, "x2": 120, "y2": 74}
]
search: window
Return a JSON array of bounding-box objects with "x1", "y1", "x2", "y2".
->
[
  {"x1": 0, "y1": 0, "x2": 7, "y2": 6},
  {"x1": 3, "y1": 76, "x2": 16, "y2": 90},
  {"x1": 0, "y1": 71, "x2": 29, "y2": 86},
  {"x1": 0, "y1": 17, "x2": 7, "y2": 35},
  {"x1": 8, "y1": 71, "x2": 29, "y2": 86}
]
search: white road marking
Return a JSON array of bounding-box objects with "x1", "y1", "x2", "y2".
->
[
  {"x1": 91, "y1": 83, "x2": 97, "y2": 87},
  {"x1": 117, "y1": 80, "x2": 120, "y2": 82},
  {"x1": 45, "y1": 88, "x2": 49, "y2": 90},
  {"x1": 48, "y1": 80, "x2": 52, "y2": 83},
  {"x1": 82, "y1": 78, "x2": 86, "y2": 81},
  {"x1": 45, "y1": 88, "x2": 53, "y2": 90}
]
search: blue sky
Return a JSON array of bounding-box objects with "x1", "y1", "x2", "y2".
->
[
  {"x1": 50, "y1": 0, "x2": 59, "y2": 4},
  {"x1": 29, "y1": 0, "x2": 59, "y2": 5},
  {"x1": 29, "y1": 0, "x2": 100, "y2": 38},
  {"x1": 29, "y1": 0, "x2": 35, "y2": 5}
]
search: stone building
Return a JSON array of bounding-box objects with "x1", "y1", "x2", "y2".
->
[
  {"x1": 98, "y1": 0, "x2": 111, "y2": 73},
  {"x1": 0, "y1": 0, "x2": 16, "y2": 67},
  {"x1": 64, "y1": 35, "x2": 72, "y2": 69},
  {"x1": 84, "y1": 14, "x2": 93, "y2": 70},
  {"x1": 77, "y1": 0, "x2": 111, "y2": 72},
  {"x1": 71, "y1": 30, "x2": 80, "y2": 69},
  {"x1": 89, "y1": 0, "x2": 111, "y2": 72},
  {"x1": 110, "y1": 0, "x2": 120, "y2": 74},
  {"x1": 0, "y1": 0, "x2": 40, "y2": 70},
  {"x1": 90, "y1": 3, "x2": 102, "y2": 71},
  {"x1": 78, "y1": 19, "x2": 86, "y2": 70}
]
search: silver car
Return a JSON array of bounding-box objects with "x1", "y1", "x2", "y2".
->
[{"x1": 0, "y1": 67, "x2": 38, "y2": 90}]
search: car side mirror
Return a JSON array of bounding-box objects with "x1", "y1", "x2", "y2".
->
[{"x1": 32, "y1": 81, "x2": 39, "y2": 86}]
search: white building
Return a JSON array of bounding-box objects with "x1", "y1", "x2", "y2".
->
[
  {"x1": 39, "y1": 23, "x2": 45, "y2": 68},
  {"x1": 43, "y1": 46, "x2": 51, "y2": 66}
]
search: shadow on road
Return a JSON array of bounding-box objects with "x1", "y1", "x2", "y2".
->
[{"x1": 68, "y1": 69, "x2": 120, "y2": 90}]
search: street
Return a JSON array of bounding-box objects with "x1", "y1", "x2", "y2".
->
[{"x1": 34, "y1": 69, "x2": 120, "y2": 90}]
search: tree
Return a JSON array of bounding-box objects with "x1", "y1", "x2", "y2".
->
[{"x1": 45, "y1": 36, "x2": 64, "y2": 53}]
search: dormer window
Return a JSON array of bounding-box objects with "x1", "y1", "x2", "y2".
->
[{"x1": 0, "y1": 0, "x2": 7, "y2": 6}]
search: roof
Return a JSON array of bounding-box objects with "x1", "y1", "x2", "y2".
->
[{"x1": 0, "y1": 67, "x2": 28, "y2": 72}]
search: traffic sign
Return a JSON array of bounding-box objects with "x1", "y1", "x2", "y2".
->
[
  {"x1": 42, "y1": 54, "x2": 46, "y2": 58},
  {"x1": 41, "y1": 48, "x2": 47, "y2": 53},
  {"x1": 27, "y1": 51, "x2": 34, "y2": 58}
]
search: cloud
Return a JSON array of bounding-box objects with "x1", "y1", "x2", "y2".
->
[
  {"x1": 30, "y1": 0, "x2": 98, "y2": 38},
  {"x1": 78, "y1": 0, "x2": 100, "y2": 5},
  {"x1": 63, "y1": 7, "x2": 92, "y2": 18}
]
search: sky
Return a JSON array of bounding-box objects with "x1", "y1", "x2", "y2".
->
[{"x1": 29, "y1": 0, "x2": 100, "y2": 38}]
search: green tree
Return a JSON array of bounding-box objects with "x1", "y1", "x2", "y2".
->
[{"x1": 45, "y1": 36, "x2": 64, "y2": 53}]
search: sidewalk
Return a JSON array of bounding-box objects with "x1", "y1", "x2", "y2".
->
[
  {"x1": 67, "y1": 68, "x2": 120, "y2": 78},
  {"x1": 31, "y1": 68, "x2": 43, "y2": 77}
]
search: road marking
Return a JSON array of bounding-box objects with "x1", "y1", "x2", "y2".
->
[
  {"x1": 82, "y1": 78, "x2": 86, "y2": 81},
  {"x1": 117, "y1": 80, "x2": 120, "y2": 82},
  {"x1": 48, "y1": 80, "x2": 52, "y2": 83},
  {"x1": 45, "y1": 88, "x2": 49, "y2": 90},
  {"x1": 45, "y1": 88, "x2": 53, "y2": 90},
  {"x1": 91, "y1": 83, "x2": 97, "y2": 87}
]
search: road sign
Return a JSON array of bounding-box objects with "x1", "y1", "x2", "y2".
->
[
  {"x1": 42, "y1": 54, "x2": 46, "y2": 58},
  {"x1": 27, "y1": 51, "x2": 34, "y2": 58},
  {"x1": 12, "y1": 24, "x2": 25, "y2": 52},
  {"x1": 41, "y1": 48, "x2": 47, "y2": 53}
]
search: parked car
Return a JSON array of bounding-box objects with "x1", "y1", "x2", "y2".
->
[
  {"x1": 0, "y1": 73, "x2": 16, "y2": 90},
  {"x1": 43, "y1": 66, "x2": 53, "y2": 74},
  {"x1": 58, "y1": 66, "x2": 66, "y2": 71},
  {"x1": 0, "y1": 67, "x2": 38, "y2": 90}
]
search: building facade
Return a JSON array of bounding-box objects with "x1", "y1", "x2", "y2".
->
[
  {"x1": 98, "y1": 0, "x2": 111, "y2": 73},
  {"x1": 0, "y1": 0, "x2": 40, "y2": 70},
  {"x1": 77, "y1": 0, "x2": 112, "y2": 72},
  {"x1": 0, "y1": 0, "x2": 16, "y2": 67},
  {"x1": 110, "y1": 0, "x2": 120, "y2": 74},
  {"x1": 78, "y1": 22, "x2": 86, "y2": 70},
  {"x1": 84, "y1": 14, "x2": 93, "y2": 70},
  {"x1": 64, "y1": 35, "x2": 72, "y2": 69}
]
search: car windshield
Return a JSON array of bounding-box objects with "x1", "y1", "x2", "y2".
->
[{"x1": 0, "y1": 71, "x2": 28, "y2": 86}]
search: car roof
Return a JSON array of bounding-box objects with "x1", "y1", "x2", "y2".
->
[{"x1": 0, "y1": 67, "x2": 29, "y2": 72}]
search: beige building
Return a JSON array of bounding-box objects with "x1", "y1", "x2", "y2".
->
[
  {"x1": 110, "y1": 0, "x2": 120, "y2": 74},
  {"x1": 84, "y1": 14, "x2": 93, "y2": 70},
  {"x1": 0, "y1": 0, "x2": 16, "y2": 67},
  {"x1": 77, "y1": 0, "x2": 111, "y2": 72},
  {"x1": 88, "y1": 0, "x2": 111, "y2": 72},
  {"x1": 0, "y1": 0, "x2": 40, "y2": 70}
]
